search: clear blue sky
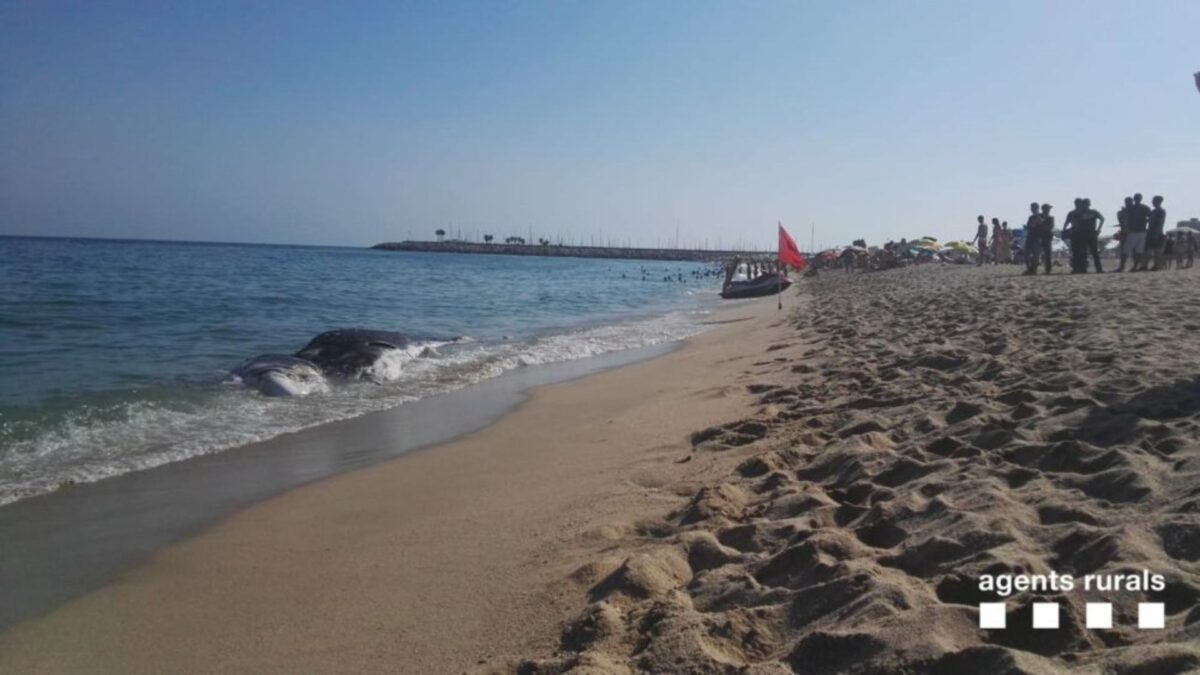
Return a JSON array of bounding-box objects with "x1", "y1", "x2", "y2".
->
[{"x1": 2, "y1": 1, "x2": 1198, "y2": 249}]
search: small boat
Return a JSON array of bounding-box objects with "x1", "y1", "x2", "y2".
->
[{"x1": 720, "y1": 272, "x2": 791, "y2": 299}]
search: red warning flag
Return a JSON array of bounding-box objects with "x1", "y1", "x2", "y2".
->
[{"x1": 778, "y1": 223, "x2": 806, "y2": 271}]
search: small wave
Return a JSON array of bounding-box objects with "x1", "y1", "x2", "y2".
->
[
  {"x1": 0, "y1": 311, "x2": 711, "y2": 506},
  {"x1": 364, "y1": 339, "x2": 455, "y2": 383}
]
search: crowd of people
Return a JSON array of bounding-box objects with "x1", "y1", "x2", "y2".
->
[
  {"x1": 974, "y1": 193, "x2": 1196, "y2": 275},
  {"x1": 972, "y1": 216, "x2": 1015, "y2": 265}
]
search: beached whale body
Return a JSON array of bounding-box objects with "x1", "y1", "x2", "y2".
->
[
  {"x1": 294, "y1": 329, "x2": 416, "y2": 381},
  {"x1": 234, "y1": 354, "x2": 328, "y2": 397}
]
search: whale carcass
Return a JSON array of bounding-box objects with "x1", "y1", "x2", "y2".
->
[
  {"x1": 294, "y1": 329, "x2": 417, "y2": 381},
  {"x1": 233, "y1": 354, "x2": 328, "y2": 397},
  {"x1": 235, "y1": 329, "x2": 453, "y2": 397}
]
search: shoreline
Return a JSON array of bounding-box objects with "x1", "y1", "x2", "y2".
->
[
  {"x1": 2, "y1": 236, "x2": 720, "y2": 509},
  {"x1": 0, "y1": 338, "x2": 683, "y2": 631},
  {"x1": 0, "y1": 295, "x2": 790, "y2": 672}
]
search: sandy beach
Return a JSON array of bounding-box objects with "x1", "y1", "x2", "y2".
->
[
  {"x1": 8, "y1": 2, "x2": 1200, "y2": 673},
  {"x1": 519, "y1": 265, "x2": 1200, "y2": 674},
  {"x1": 0, "y1": 297, "x2": 787, "y2": 673},
  {"x1": 4, "y1": 265, "x2": 1200, "y2": 674}
]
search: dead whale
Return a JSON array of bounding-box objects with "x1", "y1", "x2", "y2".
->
[
  {"x1": 233, "y1": 354, "x2": 328, "y2": 397},
  {"x1": 295, "y1": 329, "x2": 423, "y2": 382}
]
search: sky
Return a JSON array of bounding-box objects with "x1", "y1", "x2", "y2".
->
[{"x1": 2, "y1": 1, "x2": 1198, "y2": 250}]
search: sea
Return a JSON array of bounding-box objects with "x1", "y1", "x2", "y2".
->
[{"x1": 0, "y1": 236, "x2": 722, "y2": 506}]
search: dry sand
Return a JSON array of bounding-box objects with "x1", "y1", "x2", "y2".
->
[
  {"x1": 0, "y1": 297, "x2": 788, "y2": 674},
  {"x1": 5, "y1": 265, "x2": 1200, "y2": 675},
  {"x1": 519, "y1": 265, "x2": 1200, "y2": 674}
]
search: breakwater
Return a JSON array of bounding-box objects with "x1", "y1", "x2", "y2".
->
[{"x1": 370, "y1": 240, "x2": 764, "y2": 262}]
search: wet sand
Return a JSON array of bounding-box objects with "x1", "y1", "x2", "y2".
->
[
  {"x1": 0, "y1": 298, "x2": 787, "y2": 673},
  {"x1": 0, "y1": 340, "x2": 678, "y2": 632}
]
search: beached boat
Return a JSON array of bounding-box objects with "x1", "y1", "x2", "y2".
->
[{"x1": 720, "y1": 272, "x2": 791, "y2": 299}]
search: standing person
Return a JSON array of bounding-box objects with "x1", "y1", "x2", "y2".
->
[
  {"x1": 1128, "y1": 193, "x2": 1152, "y2": 271},
  {"x1": 1116, "y1": 197, "x2": 1133, "y2": 271},
  {"x1": 839, "y1": 247, "x2": 856, "y2": 273},
  {"x1": 1024, "y1": 202, "x2": 1045, "y2": 275},
  {"x1": 1039, "y1": 204, "x2": 1055, "y2": 274},
  {"x1": 1149, "y1": 195, "x2": 1167, "y2": 271},
  {"x1": 1072, "y1": 198, "x2": 1105, "y2": 273},
  {"x1": 990, "y1": 218, "x2": 1003, "y2": 264},
  {"x1": 1063, "y1": 198, "x2": 1082, "y2": 271},
  {"x1": 973, "y1": 216, "x2": 989, "y2": 265},
  {"x1": 999, "y1": 222, "x2": 1012, "y2": 263}
]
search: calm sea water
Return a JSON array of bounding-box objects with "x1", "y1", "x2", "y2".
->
[{"x1": 0, "y1": 237, "x2": 720, "y2": 505}]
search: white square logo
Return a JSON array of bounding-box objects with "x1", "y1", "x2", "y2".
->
[
  {"x1": 1032, "y1": 602, "x2": 1060, "y2": 629},
  {"x1": 1138, "y1": 603, "x2": 1165, "y2": 629},
  {"x1": 979, "y1": 602, "x2": 1006, "y2": 629},
  {"x1": 1085, "y1": 603, "x2": 1112, "y2": 629}
]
